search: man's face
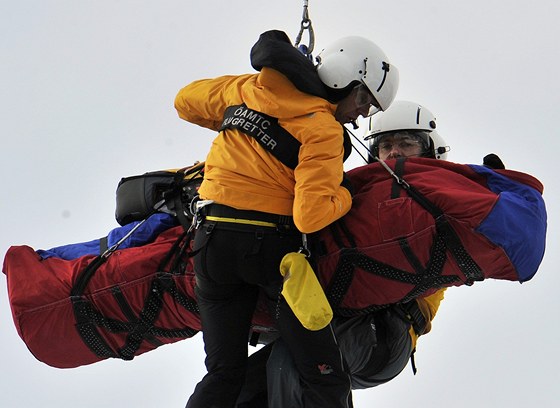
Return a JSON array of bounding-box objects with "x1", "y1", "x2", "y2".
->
[
  {"x1": 376, "y1": 132, "x2": 426, "y2": 160},
  {"x1": 334, "y1": 84, "x2": 380, "y2": 124}
]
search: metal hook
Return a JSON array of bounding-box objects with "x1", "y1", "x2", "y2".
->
[
  {"x1": 298, "y1": 233, "x2": 311, "y2": 258},
  {"x1": 294, "y1": 0, "x2": 314, "y2": 55}
]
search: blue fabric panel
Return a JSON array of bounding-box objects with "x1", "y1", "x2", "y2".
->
[
  {"x1": 470, "y1": 165, "x2": 547, "y2": 282},
  {"x1": 37, "y1": 213, "x2": 178, "y2": 260}
]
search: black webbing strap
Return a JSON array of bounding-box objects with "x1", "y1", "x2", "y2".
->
[
  {"x1": 392, "y1": 300, "x2": 428, "y2": 336},
  {"x1": 111, "y1": 285, "x2": 164, "y2": 349},
  {"x1": 99, "y1": 236, "x2": 108, "y2": 254},
  {"x1": 220, "y1": 104, "x2": 301, "y2": 170},
  {"x1": 327, "y1": 241, "x2": 460, "y2": 316},
  {"x1": 170, "y1": 165, "x2": 204, "y2": 231},
  {"x1": 399, "y1": 238, "x2": 425, "y2": 275},
  {"x1": 70, "y1": 230, "x2": 200, "y2": 361},
  {"x1": 325, "y1": 158, "x2": 484, "y2": 315},
  {"x1": 173, "y1": 181, "x2": 193, "y2": 231},
  {"x1": 388, "y1": 158, "x2": 484, "y2": 283},
  {"x1": 328, "y1": 217, "x2": 357, "y2": 250},
  {"x1": 71, "y1": 255, "x2": 110, "y2": 297},
  {"x1": 117, "y1": 276, "x2": 172, "y2": 360},
  {"x1": 397, "y1": 189, "x2": 482, "y2": 283},
  {"x1": 72, "y1": 297, "x2": 119, "y2": 359},
  {"x1": 391, "y1": 158, "x2": 406, "y2": 199}
]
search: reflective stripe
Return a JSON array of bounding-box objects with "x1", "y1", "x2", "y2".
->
[{"x1": 205, "y1": 215, "x2": 277, "y2": 228}]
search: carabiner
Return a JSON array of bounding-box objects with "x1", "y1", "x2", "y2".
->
[
  {"x1": 294, "y1": 0, "x2": 315, "y2": 56},
  {"x1": 298, "y1": 233, "x2": 311, "y2": 258}
]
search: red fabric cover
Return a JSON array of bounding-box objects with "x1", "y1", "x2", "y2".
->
[
  {"x1": 2, "y1": 159, "x2": 543, "y2": 368},
  {"x1": 313, "y1": 158, "x2": 542, "y2": 309},
  {"x1": 3, "y1": 226, "x2": 200, "y2": 368}
]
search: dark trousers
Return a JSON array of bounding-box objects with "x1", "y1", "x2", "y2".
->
[
  {"x1": 185, "y1": 221, "x2": 352, "y2": 408},
  {"x1": 236, "y1": 311, "x2": 413, "y2": 408}
]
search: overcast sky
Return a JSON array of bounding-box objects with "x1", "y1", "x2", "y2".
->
[{"x1": 1, "y1": 1, "x2": 559, "y2": 407}]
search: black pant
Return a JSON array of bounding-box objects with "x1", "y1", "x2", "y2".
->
[
  {"x1": 236, "y1": 310, "x2": 413, "y2": 407},
  {"x1": 185, "y1": 220, "x2": 352, "y2": 408}
]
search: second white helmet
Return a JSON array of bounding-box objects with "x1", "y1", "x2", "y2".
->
[
  {"x1": 365, "y1": 100, "x2": 450, "y2": 160},
  {"x1": 315, "y1": 36, "x2": 399, "y2": 112}
]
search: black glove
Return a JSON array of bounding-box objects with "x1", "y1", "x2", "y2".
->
[
  {"x1": 483, "y1": 153, "x2": 505, "y2": 170},
  {"x1": 341, "y1": 172, "x2": 354, "y2": 197}
]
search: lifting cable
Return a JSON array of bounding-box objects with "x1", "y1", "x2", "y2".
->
[
  {"x1": 346, "y1": 126, "x2": 411, "y2": 188},
  {"x1": 294, "y1": 0, "x2": 315, "y2": 58}
]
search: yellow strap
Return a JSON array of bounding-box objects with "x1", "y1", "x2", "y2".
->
[{"x1": 205, "y1": 215, "x2": 277, "y2": 228}]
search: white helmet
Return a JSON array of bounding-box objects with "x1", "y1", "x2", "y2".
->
[
  {"x1": 365, "y1": 100, "x2": 450, "y2": 160},
  {"x1": 316, "y1": 36, "x2": 399, "y2": 111}
]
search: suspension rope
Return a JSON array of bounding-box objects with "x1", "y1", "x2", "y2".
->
[
  {"x1": 345, "y1": 126, "x2": 375, "y2": 164},
  {"x1": 346, "y1": 125, "x2": 414, "y2": 190}
]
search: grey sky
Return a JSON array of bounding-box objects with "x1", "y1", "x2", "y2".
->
[{"x1": 1, "y1": 1, "x2": 559, "y2": 407}]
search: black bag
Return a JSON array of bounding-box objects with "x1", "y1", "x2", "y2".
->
[{"x1": 115, "y1": 162, "x2": 204, "y2": 226}]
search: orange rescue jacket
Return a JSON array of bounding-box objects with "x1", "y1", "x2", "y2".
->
[{"x1": 174, "y1": 67, "x2": 352, "y2": 233}]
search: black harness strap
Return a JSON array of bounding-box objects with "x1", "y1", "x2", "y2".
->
[
  {"x1": 71, "y1": 255, "x2": 110, "y2": 297},
  {"x1": 71, "y1": 230, "x2": 200, "y2": 361},
  {"x1": 148, "y1": 326, "x2": 198, "y2": 339},
  {"x1": 325, "y1": 250, "x2": 356, "y2": 308},
  {"x1": 99, "y1": 236, "x2": 108, "y2": 254},
  {"x1": 220, "y1": 104, "x2": 301, "y2": 170},
  {"x1": 72, "y1": 298, "x2": 119, "y2": 359},
  {"x1": 398, "y1": 238, "x2": 425, "y2": 276},
  {"x1": 394, "y1": 301, "x2": 428, "y2": 337},
  {"x1": 325, "y1": 158, "x2": 484, "y2": 316},
  {"x1": 168, "y1": 283, "x2": 199, "y2": 313},
  {"x1": 173, "y1": 172, "x2": 194, "y2": 231},
  {"x1": 117, "y1": 277, "x2": 168, "y2": 360},
  {"x1": 391, "y1": 158, "x2": 406, "y2": 199},
  {"x1": 390, "y1": 159, "x2": 484, "y2": 284},
  {"x1": 435, "y1": 218, "x2": 483, "y2": 284},
  {"x1": 111, "y1": 285, "x2": 164, "y2": 349},
  {"x1": 327, "y1": 217, "x2": 358, "y2": 251},
  {"x1": 329, "y1": 240, "x2": 459, "y2": 317},
  {"x1": 399, "y1": 183, "x2": 482, "y2": 283}
]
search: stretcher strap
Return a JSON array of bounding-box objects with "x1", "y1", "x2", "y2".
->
[
  {"x1": 327, "y1": 225, "x2": 461, "y2": 316},
  {"x1": 70, "y1": 232, "x2": 200, "y2": 361},
  {"x1": 325, "y1": 158, "x2": 483, "y2": 315},
  {"x1": 71, "y1": 273, "x2": 199, "y2": 361}
]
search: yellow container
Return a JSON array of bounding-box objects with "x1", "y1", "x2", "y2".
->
[{"x1": 279, "y1": 252, "x2": 333, "y2": 331}]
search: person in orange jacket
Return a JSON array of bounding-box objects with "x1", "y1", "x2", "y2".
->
[
  {"x1": 175, "y1": 30, "x2": 399, "y2": 408},
  {"x1": 235, "y1": 101, "x2": 450, "y2": 408}
]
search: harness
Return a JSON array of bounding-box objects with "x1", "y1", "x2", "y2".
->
[
  {"x1": 70, "y1": 229, "x2": 199, "y2": 360},
  {"x1": 322, "y1": 157, "x2": 484, "y2": 320},
  {"x1": 69, "y1": 165, "x2": 205, "y2": 361},
  {"x1": 220, "y1": 104, "x2": 481, "y2": 335},
  {"x1": 201, "y1": 203, "x2": 297, "y2": 232}
]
